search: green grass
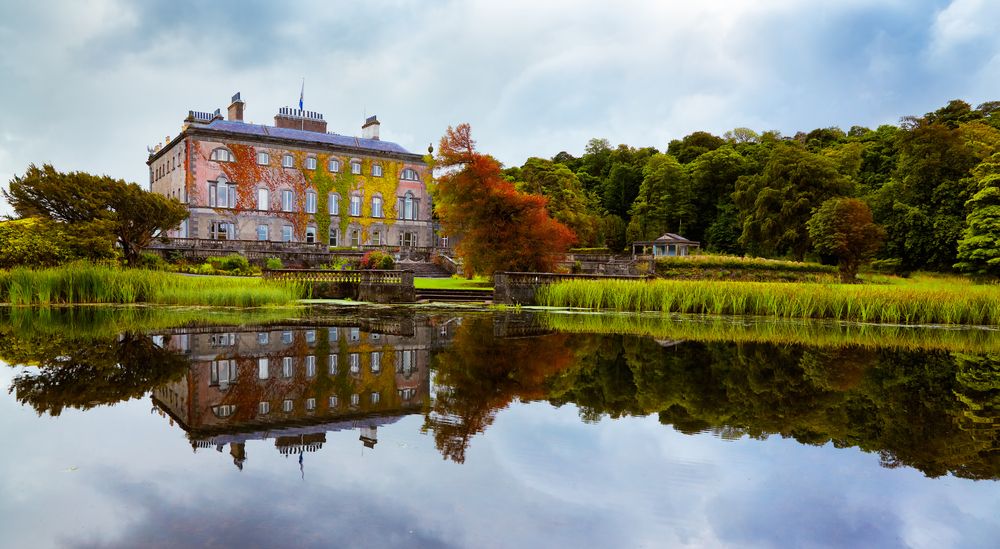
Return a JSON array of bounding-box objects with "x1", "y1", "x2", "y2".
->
[
  {"x1": 536, "y1": 277, "x2": 1000, "y2": 326},
  {"x1": 414, "y1": 276, "x2": 493, "y2": 290},
  {"x1": 656, "y1": 255, "x2": 837, "y2": 274},
  {"x1": 541, "y1": 311, "x2": 1000, "y2": 354},
  {"x1": 0, "y1": 263, "x2": 307, "y2": 307}
]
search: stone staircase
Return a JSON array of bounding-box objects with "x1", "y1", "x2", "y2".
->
[
  {"x1": 401, "y1": 261, "x2": 453, "y2": 279},
  {"x1": 415, "y1": 288, "x2": 494, "y2": 303}
]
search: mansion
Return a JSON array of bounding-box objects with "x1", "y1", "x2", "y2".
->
[{"x1": 147, "y1": 93, "x2": 434, "y2": 249}]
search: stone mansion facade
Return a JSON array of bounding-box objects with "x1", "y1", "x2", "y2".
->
[{"x1": 147, "y1": 93, "x2": 434, "y2": 249}]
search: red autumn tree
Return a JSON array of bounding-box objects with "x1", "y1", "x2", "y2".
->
[{"x1": 434, "y1": 124, "x2": 576, "y2": 274}]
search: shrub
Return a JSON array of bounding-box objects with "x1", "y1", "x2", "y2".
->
[
  {"x1": 358, "y1": 250, "x2": 394, "y2": 270},
  {"x1": 569, "y1": 247, "x2": 613, "y2": 255},
  {"x1": 137, "y1": 252, "x2": 165, "y2": 270},
  {"x1": 265, "y1": 257, "x2": 283, "y2": 270},
  {"x1": 572, "y1": 260, "x2": 583, "y2": 274}
]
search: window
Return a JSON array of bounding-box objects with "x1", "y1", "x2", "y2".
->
[
  {"x1": 401, "y1": 168, "x2": 418, "y2": 180},
  {"x1": 350, "y1": 353, "x2": 360, "y2": 373},
  {"x1": 283, "y1": 331, "x2": 292, "y2": 344},
  {"x1": 306, "y1": 192, "x2": 317, "y2": 213},
  {"x1": 210, "y1": 221, "x2": 234, "y2": 240},
  {"x1": 282, "y1": 154, "x2": 294, "y2": 168},
  {"x1": 350, "y1": 162, "x2": 362, "y2": 174},
  {"x1": 371, "y1": 392, "x2": 380, "y2": 404},
  {"x1": 371, "y1": 230, "x2": 381, "y2": 246},
  {"x1": 329, "y1": 159, "x2": 341, "y2": 172},
  {"x1": 283, "y1": 399, "x2": 293, "y2": 412},
  {"x1": 350, "y1": 195, "x2": 361, "y2": 216},
  {"x1": 210, "y1": 360, "x2": 237, "y2": 387},
  {"x1": 306, "y1": 398, "x2": 316, "y2": 411},
  {"x1": 328, "y1": 354, "x2": 338, "y2": 375},
  {"x1": 257, "y1": 224, "x2": 268, "y2": 241},
  {"x1": 329, "y1": 328, "x2": 339, "y2": 342},
  {"x1": 329, "y1": 193, "x2": 340, "y2": 215},
  {"x1": 351, "y1": 394, "x2": 360, "y2": 406},
  {"x1": 282, "y1": 225, "x2": 293, "y2": 242},
  {"x1": 400, "y1": 232, "x2": 416, "y2": 248},
  {"x1": 305, "y1": 356, "x2": 316, "y2": 377},
  {"x1": 281, "y1": 190, "x2": 293, "y2": 212},
  {"x1": 283, "y1": 356, "x2": 294, "y2": 378},
  {"x1": 398, "y1": 193, "x2": 418, "y2": 220},
  {"x1": 306, "y1": 331, "x2": 316, "y2": 343},
  {"x1": 258, "y1": 332, "x2": 269, "y2": 345},
  {"x1": 350, "y1": 328, "x2": 360, "y2": 341},
  {"x1": 371, "y1": 196, "x2": 382, "y2": 218},
  {"x1": 258, "y1": 358, "x2": 269, "y2": 379},
  {"x1": 257, "y1": 152, "x2": 270, "y2": 165},
  {"x1": 258, "y1": 401, "x2": 270, "y2": 414},
  {"x1": 372, "y1": 164, "x2": 383, "y2": 177},
  {"x1": 305, "y1": 227, "x2": 316, "y2": 243},
  {"x1": 351, "y1": 229, "x2": 360, "y2": 247},
  {"x1": 306, "y1": 157, "x2": 317, "y2": 170},
  {"x1": 209, "y1": 182, "x2": 236, "y2": 209},
  {"x1": 399, "y1": 350, "x2": 413, "y2": 375},
  {"x1": 329, "y1": 228, "x2": 339, "y2": 247},
  {"x1": 371, "y1": 352, "x2": 381, "y2": 373},
  {"x1": 210, "y1": 148, "x2": 234, "y2": 162},
  {"x1": 329, "y1": 396, "x2": 339, "y2": 408},
  {"x1": 258, "y1": 188, "x2": 269, "y2": 211}
]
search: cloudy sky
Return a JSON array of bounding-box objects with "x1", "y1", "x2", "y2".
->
[{"x1": 2, "y1": 0, "x2": 1000, "y2": 216}]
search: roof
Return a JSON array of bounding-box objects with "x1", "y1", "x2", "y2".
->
[
  {"x1": 656, "y1": 233, "x2": 692, "y2": 242},
  {"x1": 631, "y1": 233, "x2": 701, "y2": 246},
  {"x1": 190, "y1": 118, "x2": 415, "y2": 155}
]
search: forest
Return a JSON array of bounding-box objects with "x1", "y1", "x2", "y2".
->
[{"x1": 499, "y1": 99, "x2": 1000, "y2": 275}]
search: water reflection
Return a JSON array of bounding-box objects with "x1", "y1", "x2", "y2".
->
[{"x1": 2, "y1": 307, "x2": 1000, "y2": 480}]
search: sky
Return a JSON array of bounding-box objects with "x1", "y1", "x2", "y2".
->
[{"x1": 2, "y1": 0, "x2": 1000, "y2": 217}]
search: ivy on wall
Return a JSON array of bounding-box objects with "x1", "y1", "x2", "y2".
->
[{"x1": 194, "y1": 140, "x2": 407, "y2": 244}]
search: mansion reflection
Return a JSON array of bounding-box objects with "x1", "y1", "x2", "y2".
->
[{"x1": 151, "y1": 316, "x2": 458, "y2": 469}]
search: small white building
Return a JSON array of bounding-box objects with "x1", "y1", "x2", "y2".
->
[{"x1": 631, "y1": 233, "x2": 700, "y2": 259}]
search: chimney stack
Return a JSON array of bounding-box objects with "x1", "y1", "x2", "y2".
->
[
  {"x1": 362, "y1": 115, "x2": 380, "y2": 140},
  {"x1": 228, "y1": 92, "x2": 244, "y2": 122}
]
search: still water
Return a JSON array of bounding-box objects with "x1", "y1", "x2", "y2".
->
[{"x1": 2, "y1": 306, "x2": 1000, "y2": 548}]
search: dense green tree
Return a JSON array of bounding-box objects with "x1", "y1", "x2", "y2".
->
[
  {"x1": 954, "y1": 154, "x2": 1000, "y2": 276},
  {"x1": 733, "y1": 144, "x2": 849, "y2": 261},
  {"x1": 517, "y1": 158, "x2": 601, "y2": 246},
  {"x1": 629, "y1": 154, "x2": 694, "y2": 237},
  {"x1": 0, "y1": 218, "x2": 81, "y2": 268},
  {"x1": 807, "y1": 198, "x2": 886, "y2": 283},
  {"x1": 600, "y1": 214, "x2": 627, "y2": 252},
  {"x1": 4, "y1": 164, "x2": 188, "y2": 266},
  {"x1": 667, "y1": 131, "x2": 726, "y2": 164},
  {"x1": 688, "y1": 146, "x2": 750, "y2": 248}
]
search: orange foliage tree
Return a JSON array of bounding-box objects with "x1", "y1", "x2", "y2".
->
[{"x1": 434, "y1": 124, "x2": 576, "y2": 274}]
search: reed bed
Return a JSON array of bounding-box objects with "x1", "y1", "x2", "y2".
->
[
  {"x1": 537, "y1": 278, "x2": 1000, "y2": 326},
  {"x1": 0, "y1": 263, "x2": 306, "y2": 307},
  {"x1": 541, "y1": 311, "x2": 1000, "y2": 354}
]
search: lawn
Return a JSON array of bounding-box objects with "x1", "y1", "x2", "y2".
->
[{"x1": 414, "y1": 276, "x2": 493, "y2": 290}]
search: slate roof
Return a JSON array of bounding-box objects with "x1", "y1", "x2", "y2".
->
[{"x1": 187, "y1": 118, "x2": 415, "y2": 155}]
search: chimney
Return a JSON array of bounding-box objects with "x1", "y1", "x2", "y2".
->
[
  {"x1": 362, "y1": 115, "x2": 380, "y2": 140},
  {"x1": 274, "y1": 107, "x2": 328, "y2": 133},
  {"x1": 228, "y1": 92, "x2": 245, "y2": 122}
]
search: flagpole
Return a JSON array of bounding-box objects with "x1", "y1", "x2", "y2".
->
[{"x1": 300, "y1": 78, "x2": 305, "y2": 131}]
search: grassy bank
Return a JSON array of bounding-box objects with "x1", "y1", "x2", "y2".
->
[
  {"x1": 414, "y1": 276, "x2": 493, "y2": 290},
  {"x1": 541, "y1": 311, "x2": 1000, "y2": 354},
  {"x1": 536, "y1": 277, "x2": 1000, "y2": 326},
  {"x1": 0, "y1": 263, "x2": 306, "y2": 307}
]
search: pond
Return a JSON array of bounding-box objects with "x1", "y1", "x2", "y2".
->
[{"x1": 2, "y1": 306, "x2": 1000, "y2": 548}]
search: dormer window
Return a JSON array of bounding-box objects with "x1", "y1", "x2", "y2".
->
[
  {"x1": 210, "y1": 148, "x2": 234, "y2": 162},
  {"x1": 329, "y1": 159, "x2": 341, "y2": 172},
  {"x1": 371, "y1": 164, "x2": 383, "y2": 177},
  {"x1": 401, "y1": 168, "x2": 418, "y2": 181},
  {"x1": 350, "y1": 162, "x2": 362, "y2": 175},
  {"x1": 282, "y1": 154, "x2": 294, "y2": 168},
  {"x1": 306, "y1": 157, "x2": 317, "y2": 170},
  {"x1": 257, "y1": 152, "x2": 270, "y2": 165}
]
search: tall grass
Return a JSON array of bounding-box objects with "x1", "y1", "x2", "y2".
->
[
  {"x1": 0, "y1": 263, "x2": 306, "y2": 307},
  {"x1": 537, "y1": 278, "x2": 1000, "y2": 326},
  {"x1": 656, "y1": 255, "x2": 838, "y2": 273},
  {"x1": 541, "y1": 311, "x2": 1000, "y2": 354}
]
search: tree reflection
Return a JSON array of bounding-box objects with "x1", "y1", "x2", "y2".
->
[
  {"x1": 429, "y1": 318, "x2": 1000, "y2": 478},
  {"x1": 422, "y1": 317, "x2": 577, "y2": 463},
  {"x1": 1, "y1": 329, "x2": 189, "y2": 416}
]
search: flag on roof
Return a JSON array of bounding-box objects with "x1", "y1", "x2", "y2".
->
[{"x1": 299, "y1": 79, "x2": 304, "y2": 111}]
